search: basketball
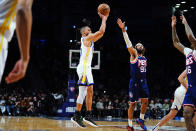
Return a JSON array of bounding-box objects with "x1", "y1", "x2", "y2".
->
[{"x1": 98, "y1": 3, "x2": 110, "y2": 16}]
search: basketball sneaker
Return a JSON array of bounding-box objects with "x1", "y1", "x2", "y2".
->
[
  {"x1": 83, "y1": 111, "x2": 98, "y2": 127},
  {"x1": 136, "y1": 118, "x2": 147, "y2": 131},
  {"x1": 71, "y1": 111, "x2": 86, "y2": 128},
  {"x1": 127, "y1": 126, "x2": 134, "y2": 131}
]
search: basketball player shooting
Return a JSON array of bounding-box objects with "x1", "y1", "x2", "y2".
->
[
  {"x1": 171, "y1": 15, "x2": 196, "y2": 131},
  {"x1": 152, "y1": 70, "x2": 196, "y2": 131},
  {"x1": 71, "y1": 10, "x2": 109, "y2": 128},
  {"x1": 117, "y1": 18, "x2": 149, "y2": 131},
  {"x1": 0, "y1": 0, "x2": 33, "y2": 84}
]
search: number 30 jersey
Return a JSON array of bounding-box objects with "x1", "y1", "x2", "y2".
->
[
  {"x1": 130, "y1": 55, "x2": 147, "y2": 80},
  {"x1": 184, "y1": 48, "x2": 196, "y2": 87},
  {"x1": 0, "y1": 0, "x2": 17, "y2": 42}
]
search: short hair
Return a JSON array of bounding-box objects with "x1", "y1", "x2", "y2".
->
[
  {"x1": 135, "y1": 43, "x2": 143, "y2": 48},
  {"x1": 80, "y1": 26, "x2": 89, "y2": 34}
]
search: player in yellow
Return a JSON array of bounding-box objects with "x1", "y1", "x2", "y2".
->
[
  {"x1": 0, "y1": 0, "x2": 33, "y2": 84},
  {"x1": 152, "y1": 70, "x2": 196, "y2": 130},
  {"x1": 71, "y1": 12, "x2": 108, "y2": 128}
]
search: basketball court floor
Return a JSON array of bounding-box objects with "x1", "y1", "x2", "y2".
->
[{"x1": 0, "y1": 116, "x2": 186, "y2": 131}]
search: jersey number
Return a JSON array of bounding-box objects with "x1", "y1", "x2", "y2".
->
[
  {"x1": 140, "y1": 66, "x2": 146, "y2": 72},
  {"x1": 187, "y1": 66, "x2": 192, "y2": 74}
]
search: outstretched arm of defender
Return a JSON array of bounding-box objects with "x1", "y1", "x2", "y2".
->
[
  {"x1": 181, "y1": 15, "x2": 196, "y2": 47},
  {"x1": 85, "y1": 13, "x2": 108, "y2": 45},
  {"x1": 5, "y1": 0, "x2": 33, "y2": 84},
  {"x1": 178, "y1": 70, "x2": 188, "y2": 89},
  {"x1": 117, "y1": 18, "x2": 137, "y2": 56},
  {"x1": 171, "y1": 16, "x2": 185, "y2": 54}
]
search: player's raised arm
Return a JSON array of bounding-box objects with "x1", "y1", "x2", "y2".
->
[
  {"x1": 181, "y1": 15, "x2": 196, "y2": 48},
  {"x1": 5, "y1": 0, "x2": 33, "y2": 84},
  {"x1": 84, "y1": 12, "x2": 108, "y2": 46},
  {"x1": 178, "y1": 70, "x2": 188, "y2": 89},
  {"x1": 117, "y1": 18, "x2": 137, "y2": 56},
  {"x1": 171, "y1": 16, "x2": 185, "y2": 54}
]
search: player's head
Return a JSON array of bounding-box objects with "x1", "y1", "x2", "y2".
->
[
  {"x1": 80, "y1": 26, "x2": 92, "y2": 37},
  {"x1": 135, "y1": 43, "x2": 145, "y2": 55}
]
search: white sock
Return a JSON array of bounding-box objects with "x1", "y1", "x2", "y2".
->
[
  {"x1": 140, "y1": 113, "x2": 145, "y2": 120},
  {"x1": 128, "y1": 119, "x2": 133, "y2": 127}
]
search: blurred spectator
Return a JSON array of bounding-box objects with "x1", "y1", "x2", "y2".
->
[
  {"x1": 149, "y1": 100, "x2": 156, "y2": 119},
  {"x1": 96, "y1": 99, "x2": 104, "y2": 117},
  {"x1": 107, "y1": 100, "x2": 114, "y2": 116},
  {"x1": 120, "y1": 99, "x2": 128, "y2": 117},
  {"x1": 155, "y1": 106, "x2": 163, "y2": 119},
  {"x1": 113, "y1": 99, "x2": 120, "y2": 117},
  {"x1": 0, "y1": 96, "x2": 6, "y2": 115},
  {"x1": 155, "y1": 99, "x2": 162, "y2": 109},
  {"x1": 149, "y1": 100, "x2": 155, "y2": 110},
  {"x1": 162, "y1": 99, "x2": 170, "y2": 116},
  {"x1": 5, "y1": 96, "x2": 15, "y2": 115}
]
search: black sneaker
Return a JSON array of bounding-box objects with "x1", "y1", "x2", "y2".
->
[
  {"x1": 71, "y1": 111, "x2": 86, "y2": 128},
  {"x1": 83, "y1": 111, "x2": 98, "y2": 127}
]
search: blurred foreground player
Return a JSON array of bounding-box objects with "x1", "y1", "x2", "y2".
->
[
  {"x1": 172, "y1": 15, "x2": 196, "y2": 131},
  {"x1": 152, "y1": 70, "x2": 196, "y2": 130},
  {"x1": 71, "y1": 12, "x2": 108, "y2": 128},
  {"x1": 117, "y1": 18, "x2": 149, "y2": 131},
  {"x1": 0, "y1": 0, "x2": 33, "y2": 84}
]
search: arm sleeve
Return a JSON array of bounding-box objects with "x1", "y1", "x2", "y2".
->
[{"x1": 123, "y1": 31, "x2": 132, "y2": 48}]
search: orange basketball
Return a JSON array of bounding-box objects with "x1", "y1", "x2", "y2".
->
[{"x1": 98, "y1": 3, "x2": 110, "y2": 16}]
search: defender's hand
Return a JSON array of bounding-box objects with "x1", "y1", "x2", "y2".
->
[
  {"x1": 171, "y1": 16, "x2": 177, "y2": 27},
  {"x1": 5, "y1": 59, "x2": 29, "y2": 84},
  {"x1": 117, "y1": 18, "x2": 125, "y2": 29},
  {"x1": 180, "y1": 15, "x2": 187, "y2": 24}
]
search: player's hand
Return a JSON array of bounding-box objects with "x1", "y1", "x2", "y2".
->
[
  {"x1": 117, "y1": 18, "x2": 126, "y2": 31},
  {"x1": 180, "y1": 15, "x2": 187, "y2": 24},
  {"x1": 98, "y1": 12, "x2": 108, "y2": 20},
  {"x1": 171, "y1": 16, "x2": 177, "y2": 27},
  {"x1": 5, "y1": 58, "x2": 29, "y2": 84}
]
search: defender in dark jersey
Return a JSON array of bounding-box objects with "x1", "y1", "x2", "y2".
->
[
  {"x1": 117, "y1": 18, "x2": 149, "y2": 131},
  {"x1": 172, "y1": 15, "x2": 196, "y2": 131}
]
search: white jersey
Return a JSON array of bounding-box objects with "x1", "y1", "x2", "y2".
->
[
  {"x1": 78, "y1": 37, "x2": 94, "y2": 68},
  {"x1": 0, "y1": 0, "x2": 17, "y2": 42},
  {"x1": 77, "y1": 37, "x2": 94, "y2": 86},
  {"x1": 171, "y1": 84, "x2": 187, "y2": 110},
  {"x1": 0, "y1": 0, "x2": 17, "y2": 82}
]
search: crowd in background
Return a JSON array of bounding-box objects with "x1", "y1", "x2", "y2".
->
[
  {"x1": 0, "y1": 87, "x2": 60, "y2": 116},
  {"x1": 0, "y1": 88, "x2": 183, "y2": 120},
  {"x1": 79, "y1": 91, "x2": 183, "y2": 119}
]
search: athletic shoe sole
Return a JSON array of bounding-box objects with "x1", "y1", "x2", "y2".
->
[
  {"x1": 83, "y1": 118, "x2": 98, "y2": 127},
  {"x1": 71, "y1": 117, "x2": 86, "y2": 129}
]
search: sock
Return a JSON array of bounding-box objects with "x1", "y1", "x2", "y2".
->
[
  {"x1": 140, "y1": 113, "x2": 145, "y2": 120},
  {"x1": 75, "y1": 111, "x2": 81, "y2": 118},
  {"x1": 153, "y1": 124, "x2": 160, "y2": 131},
  {"x1": 86, "y1": 111, "x2": 91, "y2": 116},
  {"x1": 128, "y1": 119, "x2": 133, "y2": 127}
]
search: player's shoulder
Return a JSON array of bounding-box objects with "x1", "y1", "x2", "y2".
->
[
  {"x1": 184, "y1": 47, "x2": 193, "y2": 56},
  {"x1": 184, "y1": 47, "x2": 192, "y2": 52}
]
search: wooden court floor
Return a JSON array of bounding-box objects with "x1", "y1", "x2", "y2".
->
[{"x1": 0, "y1": 116, "x2": 186, "y2": 131}]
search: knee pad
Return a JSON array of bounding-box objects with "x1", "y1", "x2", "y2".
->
[{"x1": 76, "y1": 86, "x2": 87, "y2": 104}]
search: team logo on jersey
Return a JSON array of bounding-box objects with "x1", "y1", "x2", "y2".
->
[
  {"x1": 138, "y1": 59, "x2": 147, "y2": 66},
  {"x1": 186, "y1": 56, "x2": 194, "y2": 65}
]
